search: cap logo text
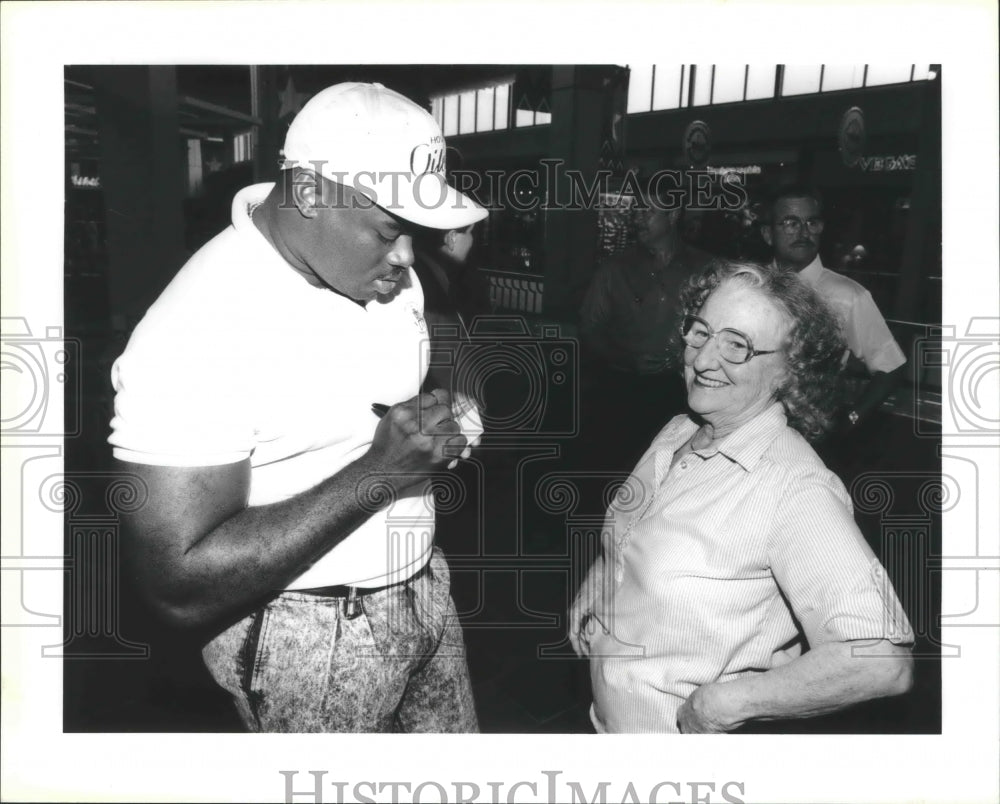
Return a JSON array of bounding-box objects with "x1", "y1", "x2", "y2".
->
[{"x1": 410, "y1": 142, "x2": 446, "y2": 177}]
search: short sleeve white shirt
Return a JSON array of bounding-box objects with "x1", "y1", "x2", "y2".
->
[
  {"x1": 109, "y1": 184, "x2": 435, "y2": 589},
  {"x1": 797, "y1": 256, "x2": 906, "y2": 374}
]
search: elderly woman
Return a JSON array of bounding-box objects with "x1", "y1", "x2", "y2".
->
[{"x1": 569, "y1": 260, "x2": 914, "y2": 733}]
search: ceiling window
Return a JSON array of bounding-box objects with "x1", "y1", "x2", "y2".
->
[
  {"x1": 476, "y1": 87, "x2": 494, "y2": 132},
  {"x1": 865, "y1": 64, "x2": 920, "y2": 87},
  {"x1": 432, "y1": 79, "x2": 517, "y2": 136},
  {"x1": 494, "y1": 83, "x2": 510, "y2": 129},
  {"x1": 442, "y1": 94, "x2": 459, "y2": 136},
  {"x1": 781, "y1": 65, "x2": 823, "y2": 97},
  {"x1": 745, "y1": 64, "x2": 778, "y2": 100},
  {"x1": 233, "y1": 130, "x2": 253, "y2": 164},
  {"x1": 625, "y1": 64, "x2": 932, "y2": 114},
  {"x1": 711, "y1": 65, "x2": 746, "y2": 105},
  {"x1": 626, "y1": 65, "x2": 654, "y2": 113},
  {"x1": 821, "y1": 64, "x2": 865, "y2": 92},
  {"x1": 690, "y1": 64, "x2": 714, "y2": 106},
  {"x1": 652, "y1": 64, "x2": 684, "y2": 111}
]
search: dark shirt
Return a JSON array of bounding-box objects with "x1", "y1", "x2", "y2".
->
[
  {"x1": 412, "y1": 250, "x2": 493, "y2": 339},
  {"x1": 579, "y1": 243, "x2": 712, "y2": 374},
  {"x1": 412, "y1": 249, "x2": 495, "y2": 403}
]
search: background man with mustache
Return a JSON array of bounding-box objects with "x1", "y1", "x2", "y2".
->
[{"x1": 761, "y1": 185, "x2": 907, "y2": 434}]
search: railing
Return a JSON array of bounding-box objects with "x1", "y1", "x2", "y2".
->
[{"x1": 482, "y1": 269, "x2": 545, "y2": 315}]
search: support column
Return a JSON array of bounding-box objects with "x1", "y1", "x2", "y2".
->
[
  {"x1": 91, "y1": 67, "x2": 185, "y2": 331},
  {"x1": 543, "y1": 66, "x2": 623, "y2": 321},
  {"x1": 894, "y1": 73, "x2": 941, "y2": 323},
  {"x1": 252, "y1": 65, "x2": 282, "y2": 184}
]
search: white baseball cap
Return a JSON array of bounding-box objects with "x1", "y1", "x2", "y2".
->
[{"x1": 281, "y1": 82, "x2": 487, "y2": 230}]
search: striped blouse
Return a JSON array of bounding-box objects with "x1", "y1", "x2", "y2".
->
[{"x1": 588, "y1": 402, "x2": 913, "y2": 733}]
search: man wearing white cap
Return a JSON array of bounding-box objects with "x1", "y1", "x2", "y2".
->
[{"x1": 109, "y1": 83, "x2": 487, "y2": 732}]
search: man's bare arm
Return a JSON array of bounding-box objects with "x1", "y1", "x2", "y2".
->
[{"x1": 119, "y1": 392, "x2": 465, "y2": 630}]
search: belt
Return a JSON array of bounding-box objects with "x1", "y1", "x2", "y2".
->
[{"x1": 294, "y1": 563, "x2": 430, "y2": 620}]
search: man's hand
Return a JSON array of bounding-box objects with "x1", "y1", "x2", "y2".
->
[
  {"x1": 676, "y1": 683, "x2": 743, "y2": 734},
  {"x1": 836, "y1": 365, "x2": 906, "y2": 434},
  {"x1": 366, "y1": 390, "x2": 468, "y2": 486}
]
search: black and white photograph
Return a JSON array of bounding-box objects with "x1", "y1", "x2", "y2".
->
[{"x1": 2, "y1": 2, "x2": 998, "y2": 803}]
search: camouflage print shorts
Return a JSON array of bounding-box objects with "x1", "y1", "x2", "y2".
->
[{"x1": 201, "y1": 548, "x2": 478, "y2": 733}]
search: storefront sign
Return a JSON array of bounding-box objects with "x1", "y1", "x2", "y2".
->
[
  {"x1": 858, "y1": 154, "x2": 917, "y2": 172},
  {"x1": 70, "y1": 175, "x2": 101, "y2": 188},
  {"x1": 683, "y1": 120, "x2": 711, "y2": 167},
  {"x1": 705, "y1": 165, "x2": 762, "y2": 176},
  {"x1": 838, "y1": 106, "x2": 866, "y2": 167}
]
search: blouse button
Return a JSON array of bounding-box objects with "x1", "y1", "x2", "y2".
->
[{"x1": 680, "y1": 461, "x2": 688, "y2": 469}]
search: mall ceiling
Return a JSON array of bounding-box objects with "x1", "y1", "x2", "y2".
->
[{"x1": 65, "y1": 64, "x2": 544, "y2": 161}]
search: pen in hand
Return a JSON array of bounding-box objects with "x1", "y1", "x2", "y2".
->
[{"x1": 371, "y1": 401, "x2": 460, "y2": 469}]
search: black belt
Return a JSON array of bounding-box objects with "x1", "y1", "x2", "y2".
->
[
  {"x1": 293, "y1": 563, "x2": 430, "y2": 619},
  {"x1": 298, "y1": 583, "x2": 392, "y2": 598}
]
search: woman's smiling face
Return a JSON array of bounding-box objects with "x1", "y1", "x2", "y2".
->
[{"x1": 683, "y1": 279, "x2": 790, "y2": 437}]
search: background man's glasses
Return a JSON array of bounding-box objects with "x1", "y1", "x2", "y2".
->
[
  {"x1": 680, "y1": 315, "x2": 778, "y2": 364},
  {"x1": 776, "y1": 216, "x2": 824, "y2": 235}
]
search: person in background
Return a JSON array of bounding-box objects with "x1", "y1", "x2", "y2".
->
[
  {"x1": 108, "y1": 82, "x2": 488, "y2": 732},
  {"x1": 760, "y1": 184, "x2": 907, "y2": 432},
  {"x1": 578, "y1": 182, "x2": 713, "y2": 470},
  {"x1": 413, "y1": 223, "x2": 494, "y2": 337},
  {"x1": 412, "y1": 224, "x2": 490, "y2": 467},
  {"x1": 570, "y1": 260, "x2": 914, "y2": 733}
]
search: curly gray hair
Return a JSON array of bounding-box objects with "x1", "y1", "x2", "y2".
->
[{"x1": 677, "y1": 259, "x2": 846, "y2": 441}]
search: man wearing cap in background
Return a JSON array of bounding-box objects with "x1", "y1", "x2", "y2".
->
[
  {"x1": 109, "y1": 83, "x2": 487, "y2": 732},
  {"x1": 761, "y1": 184, "x2": 907, "y2": 433}
]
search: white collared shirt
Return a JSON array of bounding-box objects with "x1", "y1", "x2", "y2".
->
[
  {"x1": 793, "y1": 255, "x2": 906, "y2": 374},
  {"x1": 588, "y1": 404, "x2": 913, "y2": 733}
]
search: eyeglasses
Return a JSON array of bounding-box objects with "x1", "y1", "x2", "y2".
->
[
  {"x1": 775, "y1": 216, "x2": 824, "y2": 235},
  {"x1": 681, "y1": 315, "x2": 779, "y2": 364}
]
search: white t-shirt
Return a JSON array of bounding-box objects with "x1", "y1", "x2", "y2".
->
[{"x1": 109, "y1": 183, "x2": 435, "y2": 589}]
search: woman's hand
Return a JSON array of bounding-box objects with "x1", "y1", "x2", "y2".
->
[
  {"x1": 568, "y1": 556, "x2": 607, "y2": 657},
  {"x1": 677, "y1": 639, "x2": 913, "y2": 732},
  {"x1": 676, "y1": 683, "x2": 743, "y2": 734}
]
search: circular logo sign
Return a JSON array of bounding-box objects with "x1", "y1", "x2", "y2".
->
[
  {"x1": 838, "y1": 106, "x2": 866, "y2": 167},
  {"x1": 682, "y1": 120, "x2": 711, "y2": 167}
]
